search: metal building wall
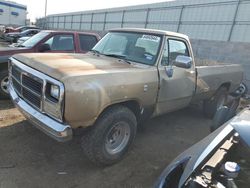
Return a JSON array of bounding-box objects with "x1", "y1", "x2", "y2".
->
[
  {"x1": 0, "y1": 0, "x2": 27, "y2": 26},
  {"x1": 37, "y1": 0, "x2": 250, "y2": 42}
]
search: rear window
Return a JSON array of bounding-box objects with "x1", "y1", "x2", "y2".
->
[{"x1": 79, "y1": 34, "x2": 97, "y2": 51}]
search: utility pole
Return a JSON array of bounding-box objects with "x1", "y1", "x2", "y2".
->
[
  {"x1": 45, "y1": 0, "x2": 47, "y2": 17},
  {"x1": 44, "y1": 0, "x2": 47, "y2": 29}
]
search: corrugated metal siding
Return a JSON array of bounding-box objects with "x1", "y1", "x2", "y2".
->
[{"x1": 37, "y1": 0, "x2": 250, "y2": 42}]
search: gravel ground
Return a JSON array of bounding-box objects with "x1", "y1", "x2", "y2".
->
[
  {"x1": 0, "y1": 99, "x2": 212, "y2": 188},
  {"x1": 1, "y1": 99, "x2": 248, "y2": 188}
]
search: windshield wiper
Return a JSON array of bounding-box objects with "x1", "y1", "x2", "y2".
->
[
  {"x1": 17, "y1": 44, "x2": 25, "y2": 47},
  {"x1": 102, "y1": 53, "x2": 131, "y2": 64},
  {"x1": 90, "y1": 49, "x2": 101, "y2": 55}
]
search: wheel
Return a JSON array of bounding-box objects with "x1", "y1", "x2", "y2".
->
[
  {"x1": 231, "y1": 82, "x2": 248, "y2": 97},
  {"x1": 203, "y1": 87, "x2": 228, "y2": 118},
  {"x1": 237, "y1": 83, "x2": 248, "y2": 96},
  {"x1": 81, "y1": 105, "x2": 137, "y2": 166},
  {"x1": 0, "y1": 70, "x2": 9, "y2": 99},
  {"x1": 210, "y1": 98, "x2": 240, "y2": 132}
]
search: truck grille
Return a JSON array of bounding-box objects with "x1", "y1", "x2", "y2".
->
[{"x1": 11, "y1": 65, "x2": 43, "y2": 109}]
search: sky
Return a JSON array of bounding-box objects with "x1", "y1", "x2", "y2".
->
[{"x1": 14, "y1": 0, "x2": 168, "y2": 22}]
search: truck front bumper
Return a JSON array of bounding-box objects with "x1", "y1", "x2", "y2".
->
[{"x1": 9, "y1": 82, "x2": 72, "y2": 142}]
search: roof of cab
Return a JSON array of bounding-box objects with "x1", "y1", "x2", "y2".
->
[
  {"x1": 109, "y1": 28, "x2": 189, "y2": 41},
  {"x1": 40, "y1": 30, "x2": 101, "y2": 38}
]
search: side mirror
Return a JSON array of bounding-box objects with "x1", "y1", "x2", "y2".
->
[
  {"x1": 174, "y1": 55, "x2": 192, "y2": 69},
  {"x1": 38, "y1": 43, "x2": 51, "y2": 52}
]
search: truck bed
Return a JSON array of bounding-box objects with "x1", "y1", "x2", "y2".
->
[{"x1": 194, "y1": 62, "x2": 243, "y2": 101}]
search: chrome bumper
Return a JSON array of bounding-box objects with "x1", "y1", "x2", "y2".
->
[{"x1": 9, "y1": 82, "x2": 72, "y2": 142}]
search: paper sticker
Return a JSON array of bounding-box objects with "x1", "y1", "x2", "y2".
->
[{"x1": 141, "y1": 35, "x2": 160, "y2": 42}]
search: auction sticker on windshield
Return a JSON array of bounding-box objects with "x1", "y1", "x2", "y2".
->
[{"x1": 141, "y1": 35, "x2": 160, "y2": 42}]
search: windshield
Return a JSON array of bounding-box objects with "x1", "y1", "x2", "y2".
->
[
  {"x1": 21, "y1": 31, "x2": 49, "y2": 48},
  {"x1": 92, "y1": 32, "x2": 162, "y2": 65}
]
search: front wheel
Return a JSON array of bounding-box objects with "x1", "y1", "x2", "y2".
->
[
  {"x1": 81, "y1": 105, "x2": 137, "y2": 166},
  {"x1": 0, "y1": 70, "x2": 10, "y2": 99}
]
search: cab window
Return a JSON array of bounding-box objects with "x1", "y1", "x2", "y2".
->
[
  {"x1": 79, "y1": 34, "x2": 98, "y2": 51},
  {"x1": 168, "y1": 39, "x2": 189, "y2": 65},
  {"x1": 44, "y1": 34, "x2": 74, "y2": 51}
]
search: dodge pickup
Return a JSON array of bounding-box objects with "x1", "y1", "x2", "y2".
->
[
  {"x1": 0, "y1": 30, "x2": 100, "y2": 98},
  {"x1": 8, "y1": 28, "x2": 243, "y2": 165}
]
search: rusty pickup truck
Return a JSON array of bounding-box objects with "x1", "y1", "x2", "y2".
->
[{"x1": 8, "y1": 28, "x2": 243, "y2": 165}]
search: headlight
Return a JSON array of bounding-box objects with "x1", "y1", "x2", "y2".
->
[
  {"x1": 44, "y1": 82, "x2": 64, "y2": 121},
  {"x1": 50, "y1": 84, "x2": 60, "y2": 99}
]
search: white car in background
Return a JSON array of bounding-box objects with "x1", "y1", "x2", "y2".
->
[{"x1": 9, "y1": 36, "x2": 31, "y2": 47}]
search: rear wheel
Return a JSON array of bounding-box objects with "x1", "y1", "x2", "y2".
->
[
  {"x1": 81, "y1": 105, "x2": 137, "y2": 166},
  {"x1": 203, "y1": 87, "x2": 228, "y2": 118},
  {"x1": 0, "y1": 70, "x2": 9, "y2": 99}
]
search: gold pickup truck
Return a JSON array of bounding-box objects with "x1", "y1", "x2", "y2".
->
[{"x1": 8, "y1": 28, "x2": 243, "y2": 165}]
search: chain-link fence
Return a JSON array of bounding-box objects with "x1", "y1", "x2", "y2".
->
[{"x1": 36, "y1": 0, "x2": 250, "y2": 42}]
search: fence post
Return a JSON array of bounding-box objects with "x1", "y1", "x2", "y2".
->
[
  {"x1": 71, "y1": 15, "x2": 73, "y2": 29},
  {"x1": 228, "y1": 0, "x2": 241, "y2": 41},
  {"x1": 145, "y1": 8, "x2": 150, "y2": 28},
  {"x1": 177, "y1": 5, "x2": 184, "y2": 32},
  {"x1": 57, "y1": 16, "x2": 59, "y2": 29},
  {"x1": 63, "y1": 15, "x2": 66, "y2": 29},
  {"x1": 103, "y1": 12, "x2": 107, "y2": 30},
  {"x1": 121, "y1": 10, "x2": 125, "y2": 28},
  {"x1": 90, "y1": 13, "x2": 94, "y2": 30},
  {"x1": 79, "y1": 14, "x2": 83, "y2": 31}
]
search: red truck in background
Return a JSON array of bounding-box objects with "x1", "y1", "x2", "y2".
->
[{"x1": 0, "y1": 30, "x2": 101, "y2": 99}]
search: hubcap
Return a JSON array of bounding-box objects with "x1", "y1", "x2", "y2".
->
[
  {"x1": 105, "y1": 122, "x2": 131, "y2": 155},
  {"x1": 238, "y1": 84, "x2": 246, "y2": 95},
  {"x1": 1, "y1": 76, "x2": 9, "y2": 94}
]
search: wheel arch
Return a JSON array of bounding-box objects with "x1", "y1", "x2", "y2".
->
[
  {"x1": 97, "y1": 100, "x2": 143, "y2": 123},
  {"x1": 220, "y1": 82, "x2": 231, "y2": 91}
]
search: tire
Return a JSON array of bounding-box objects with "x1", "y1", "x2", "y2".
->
[
  {"x1": 231, "y1": 82, "x2": 248, "y2": 97},
  {"x1": 211, "y1": 106, "x2": 229, "y2": 132},
  {"x1": 0, "y1": 70, "x2": 9, "y2": 99},
  {"x1": 81, "y1": 105, "x2": 137, "y2": 166},
  {"x1": 238, "y1": 82, "x2": 248, "y2": 96},
  {"x1": 203, "y1": 87, "x2": 228, "y2": 118},
  {"x1": 210, "y1": 98, "x2": 240, "y2": 132}
]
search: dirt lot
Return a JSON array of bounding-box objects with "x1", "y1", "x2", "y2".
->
[
  {"x1": 0, "y1": 99, "x2": 213, "y2": 188},
  {"x1": 0, "y1": 41, "x2": 249, "y2": 188}
]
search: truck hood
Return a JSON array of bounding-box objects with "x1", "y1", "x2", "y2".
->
[{"x1": 13, "y1": 53, "x2": 145, "y2": 80}]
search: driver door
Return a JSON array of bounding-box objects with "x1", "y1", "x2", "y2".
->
[{"x1": 155, "y1": 37, "x2": 196, "y2": 115}]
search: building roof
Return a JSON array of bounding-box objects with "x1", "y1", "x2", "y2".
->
[{"x1": 0, "y1": 0, "x2": 27, "y2": 10}]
